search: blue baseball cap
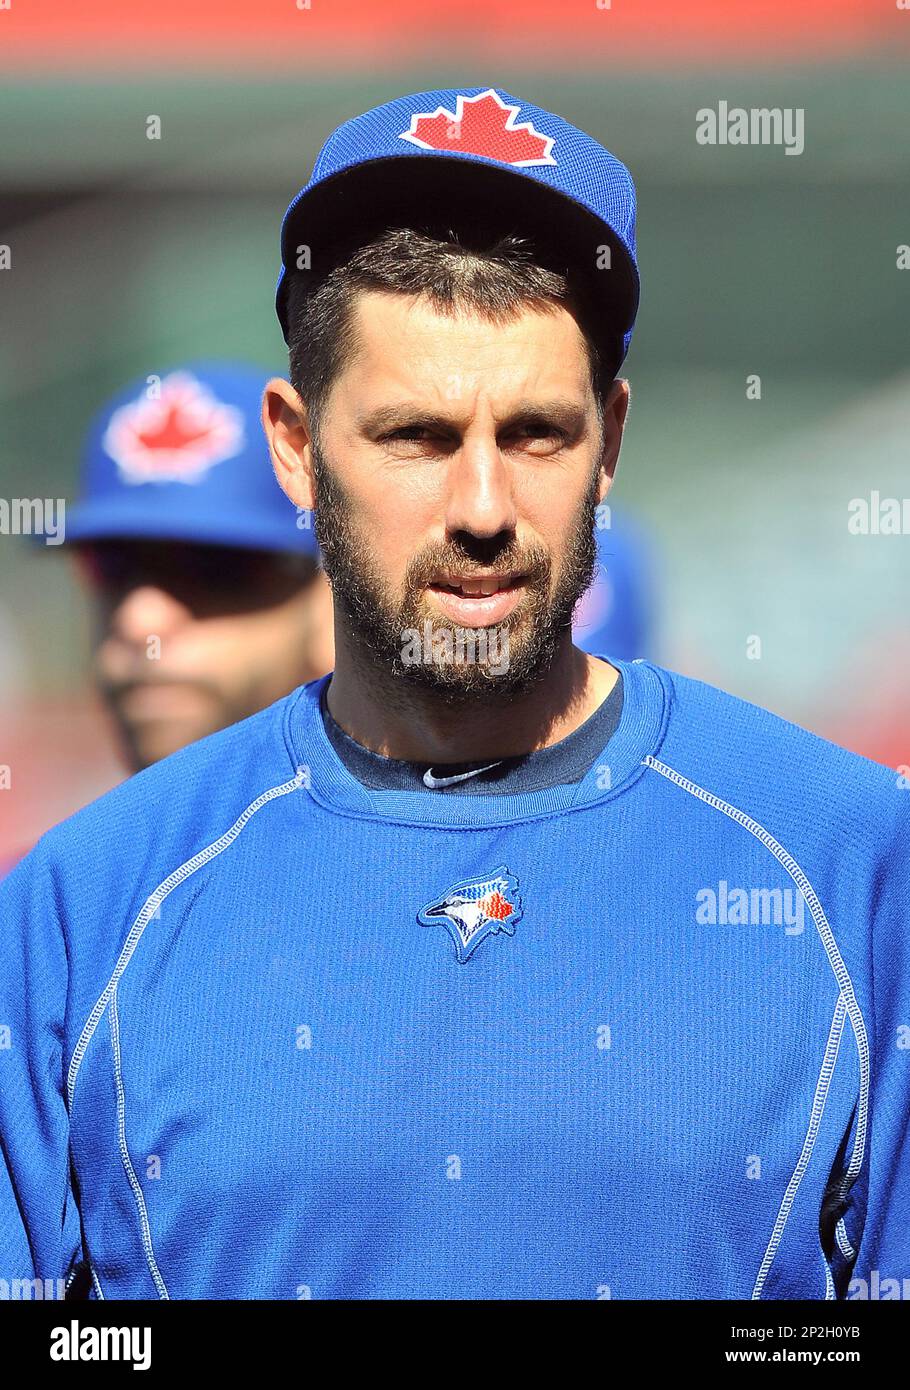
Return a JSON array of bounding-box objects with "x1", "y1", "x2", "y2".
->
[
  {"x1": 64, "y1": 362, "x2": 318, "y2": 556},
  {"x1": 276, "y1": 86, "x2": 639, "y2": 374}
]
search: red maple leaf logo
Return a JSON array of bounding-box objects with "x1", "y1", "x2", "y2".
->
[
  {"x1": 135, "y1": 406, "x2": 217, "y2": 455},
  {"x1": 400, "y1": 89, "x2": 555, "y2": 168},
  {"x1": 102, "y1": 373, "x2": 245, "y2": 485}
]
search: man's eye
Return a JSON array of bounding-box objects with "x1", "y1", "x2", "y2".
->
[
  {"x1": 383, "y1": 426, "x2": 432, "y2": 442},
  {"x1": 514, "y1": 422, "x2": 567, "y2": 444}
]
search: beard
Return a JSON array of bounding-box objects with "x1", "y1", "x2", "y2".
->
[{"x1": 311, "y1": 437, "x2": 600, "y2": 706}]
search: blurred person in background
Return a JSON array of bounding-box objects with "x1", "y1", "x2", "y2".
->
[
  {"x1": 0, "y1": 364, "x2": 332, "y2": 879},
  {"x1": 61, "y1": 362, "x2": 333, "y2": 772},
  {"x1": 573, "y1": 507, "x2": 656, "y2": 661}
]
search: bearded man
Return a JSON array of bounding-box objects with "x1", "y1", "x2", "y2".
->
[{"x1": 1, "y1": 87, "x2": 906, "y2": 1302}]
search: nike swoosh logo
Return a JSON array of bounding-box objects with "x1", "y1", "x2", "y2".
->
[{"x1": 423, "y1": 761, "x2": 504, "y2": 790}]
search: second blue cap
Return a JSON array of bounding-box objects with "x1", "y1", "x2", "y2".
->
[{"x1": 65, "y1": 363, "x2": 318, "y2": 556}]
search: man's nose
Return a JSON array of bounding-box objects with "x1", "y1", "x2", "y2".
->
[
  {"x1": 443, "y1": 440, "x2": 518, "y2": 541},
  {"x1": 108, "y1": 585, "x2": 191, "y2": 644}
]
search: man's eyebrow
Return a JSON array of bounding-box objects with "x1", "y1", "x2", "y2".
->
[
  {"x1": 506, "y1": 400, "x2": 589, "y2": 435},
  {"x1": 358, "y1": 399, "x2": 590, "y2": 436},
  {"x1": 358, "y1": 404, "x2": 450, "y2": 435}
]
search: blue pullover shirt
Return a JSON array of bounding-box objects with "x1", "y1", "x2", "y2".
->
[{"x1": 0, "y1": 658, "x2": 907, "y2": 1300}]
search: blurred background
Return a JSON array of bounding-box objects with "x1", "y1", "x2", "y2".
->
[{"x1": 1, "y1": 0, "x2": 909, "y2": 854}]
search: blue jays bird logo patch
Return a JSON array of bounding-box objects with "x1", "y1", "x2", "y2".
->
[{"x1": 418, "y1": 867, "x2": 523, "y2": 964}]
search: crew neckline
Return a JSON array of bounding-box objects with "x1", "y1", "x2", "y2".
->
[
  {"x1": 283, "y1": 657, "x2": 671, "y2": 829},
  {"x1": 318, "y1": 669, "x2": 624, "y2": 795}
]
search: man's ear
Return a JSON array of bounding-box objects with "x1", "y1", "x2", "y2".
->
[
  {"x1": 596, "y1": 377, "x2": 630, "y2": 504},
  {"x1": 261, "y1": 378, "x2": 316, "y2": 510}
]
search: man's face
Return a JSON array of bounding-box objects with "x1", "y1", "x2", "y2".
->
[
  {"x1": 80, "y1": 541, "x2": 333, "y2": 769},
  {"x1": 278, "y1": 290, "x2": 627, "y2": 702}
]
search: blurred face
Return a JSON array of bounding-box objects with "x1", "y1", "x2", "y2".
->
[
  {"x1": 267, "y1": 290, "x2": 628, "y2": 703},
  {"x1": 79, "y1": 541, "x2": 333, "y2": 770}
]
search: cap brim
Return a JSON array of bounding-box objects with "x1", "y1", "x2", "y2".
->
[{"x1": 277, "y1": 154, "x2": 638, "y2": 370}]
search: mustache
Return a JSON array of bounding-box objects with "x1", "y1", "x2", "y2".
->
[{"x1": 404, "y1": 539, "x2": 552, "y2": 591}]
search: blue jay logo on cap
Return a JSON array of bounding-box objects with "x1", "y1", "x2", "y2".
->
[
  {"x1": 399, "y1": 89, "x2": 556, "y2": 168},
  {"x1": 102, "y1": 371, "x2": 246, "y2": 486},
  {"x1": 418, "y1": 866, "x2": 523, "y2": 963}
]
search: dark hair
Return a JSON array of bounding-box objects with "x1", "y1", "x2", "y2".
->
[{"x1": 284, "y1": 226, "x2": 614, "y2": 445}]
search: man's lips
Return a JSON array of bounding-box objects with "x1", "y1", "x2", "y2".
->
[
  {"x1": 425, "y1": 573, "x2": 527, "y2": 627},
  {"x1": 431, "y1": 572, "x2": 525, "y2": 597}
]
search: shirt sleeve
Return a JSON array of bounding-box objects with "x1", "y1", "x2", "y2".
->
[
  {"x1": 0, "y1": 840, "x2": 83, "y2": 1297},
  {"x1": 843, "y1": 794, "x2": 910, "y2": 1297}
]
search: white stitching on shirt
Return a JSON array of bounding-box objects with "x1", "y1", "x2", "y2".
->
[
  {"x1": 642, "y1": 755, "x2": 871, "y2": 1293},
  {"x1": 109, "y1": 985, "x2": 169, "y2": 1299},
  {"x1": 62, "y1": 772, "x2": 303, "y2": 1298},
  {"x1": 642, "y1": 758, "x2": 869, "y2": 1167},
  {"x1": 835, "y1": 1216, "x2": 855, "y2": 1261},
  {"x1": 751, "y1": 993, "x2": 846, "y2": 1298},
  {"x1": 66, "y1": 772, "x2": 304, "y2": 1109},
  {"x1": 65, "y1": 1256, "x2": 105, "y2": 1299}
]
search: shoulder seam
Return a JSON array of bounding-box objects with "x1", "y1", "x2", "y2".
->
[
  {"x1": 65, "y1": 772, "x2": 304, "y2": 1110},
  {"x1": 642, "y1": 754, "x2": 871, "y2": 1273},
  {"x1": 109, "y1": 984, "x2": 169, "y2": 1298},
  {"x1": 752, "y1": 994, "x2": 847, "y2": 1299}
]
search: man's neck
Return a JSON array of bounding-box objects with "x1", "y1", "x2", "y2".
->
[{"x1": 324, "y1": 633, "x2": 620, "y2": 764}]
